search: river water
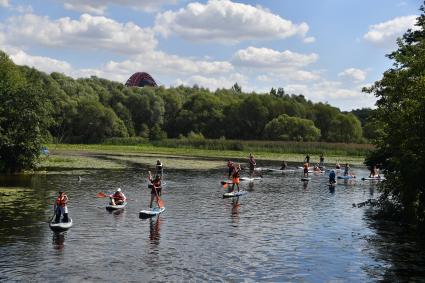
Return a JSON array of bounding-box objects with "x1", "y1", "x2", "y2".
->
[{"x1": 0, "y1": 166, "x2": 424, "y2": 282}]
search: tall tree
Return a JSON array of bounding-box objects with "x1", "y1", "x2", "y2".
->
[{"x1": 363, "y1": 4, "x2": 425, "y2": 223}]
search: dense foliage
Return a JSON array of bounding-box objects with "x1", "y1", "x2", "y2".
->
[
  {"x1": 364, "y1": 5, "x2": 425, "y2": 224},
  {"x1": 0, "y1": 52, "x2": 53, "y2": 172}
]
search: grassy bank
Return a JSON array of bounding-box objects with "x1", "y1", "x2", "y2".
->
[{"x1": 38, "y1": 142, "x2": 368, "y2": 171}]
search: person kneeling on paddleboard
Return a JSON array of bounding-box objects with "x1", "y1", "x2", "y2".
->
[
  {"x1": 280, "y1": 160, "x2": 288, "y2": 170},
  {"x1": 231, "y1": 164, "x2": 241, "y2": 193},
  {"x1": 329, "y1": 170, "x2": 336, "y2": 185},
  {"x1": 54, "y1": 191, "x2": 69, "y2": 223},
  {"x1": 110, "y1": 188, "x2": 126, "y2": 206},
  {"x1": 148, "y1": 171, "x2": 162, "y2": 208}
]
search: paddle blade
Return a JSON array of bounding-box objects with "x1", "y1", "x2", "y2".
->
[
  {"x1": 157, "y1": 198, "x2": 165, "y2": 208},
  {"x1": 96, "y1": 192, "x2": 108, "y2": 198}
]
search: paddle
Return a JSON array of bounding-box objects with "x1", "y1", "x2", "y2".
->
[
  {"x1": 153, "y1": 186, "x2": 164, "y2": 208},
  {"x1": 96, "y1": 192, "x2": 131, "y2": 201}
]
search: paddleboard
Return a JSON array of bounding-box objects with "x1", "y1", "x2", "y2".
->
[
  {"x1": 361, "y1": 176, "x2": 384, "y2": 180},
  {"x1": 239, "y1": 177, "x2": 262, "y2": 182},
  {"x1": 223, "y1": 191, "x2": 247, "y2": 198},
  {"x1": 301, "y1": 177, "x2": 311, "y2": 181},
  {"x1": 49, "y1": 218, "x2": 73, "y2": 232},
  {"x1": 337, "y1": 175, "x2": 355, "y2": 180},
  {"x1": 106, "y1": 202, "x2": 127, "y2": 211},
  {"x1": 264, "y1": 168, "x2": 295, "y2": 173},
  {"x1": 139, "y1": 207, "x2": 165, "y2": 218}
]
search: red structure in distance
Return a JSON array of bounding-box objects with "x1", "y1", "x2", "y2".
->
[{"x1": 125, "y1": 72, "x2": 157, "y2": 87}]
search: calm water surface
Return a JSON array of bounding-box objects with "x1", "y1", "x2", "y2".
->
[{"x1": 0, "y1": 166, "x2": 424, "y2": 282}]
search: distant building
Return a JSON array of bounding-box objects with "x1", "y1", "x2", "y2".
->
[{"x1": 125, "y1": 72, "x2": 157, "y2": 87}]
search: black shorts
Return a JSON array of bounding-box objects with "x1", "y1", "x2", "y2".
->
[{"x1": 151, "y1": 187, "x2": 162, "y2": 195}]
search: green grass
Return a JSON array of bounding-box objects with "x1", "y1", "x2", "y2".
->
[{"x1": 38, "y1": 142, "x2": 368, "y2": 171}]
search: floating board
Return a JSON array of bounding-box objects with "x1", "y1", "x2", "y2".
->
[
  {"x1": 49, "y1": 218, "x2": 73, "y2": 232},
  {"x1": 264, "y1": 168, "x2": 295, "y2": 173},
  {"x1": 223, "y1": 191, "x2": 247, "y2": 198},
  {"x1": 361, "y1": 176, "x2": 384, "y2": 181},
  {"x1": 337, "y1": 175, "x2": 355, "y2": 180},
  {"x1": 106, "y1": 202, "x2": 127, "y2": 211},
  {"x1": 301, "y1": 177, "x2": 311, "y2": 181},
  {"x1": 239, "y1": 177, "x2": 262, "y2": 182},
  {"x1": 139, "y1": 207, "x2": 165, "y2": 218}
]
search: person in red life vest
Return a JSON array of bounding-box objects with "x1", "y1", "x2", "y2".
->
[
  {"x1": 54, "y1": 191, "x2": 69, "y2": 223},
  {"x1": 110, "y1": 188, "x2": 126, "y2": 206},
  {"x1": 147, "y1": 171, "x2": 162, "y2": 208},
  {"x1": 303, "y1": 162, "x2": 309, "y2": 178},
  {"x1": 231, "y1": 164, "x2": 241, "y2": 193},
  {"x1": 227, "y1": 160, "x2": 235, "y2": 179}
]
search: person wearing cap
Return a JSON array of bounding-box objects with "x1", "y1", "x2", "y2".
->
[
  {"x1": 155, "y1": 160, "x2": 163, "y2": 178},
  {"x1": 110, "y1": 188, "x2": 126, "y2": 206}
]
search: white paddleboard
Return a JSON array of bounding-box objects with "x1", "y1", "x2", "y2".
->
[
  {"x1": 239, "y1": 177, "x2": 262, "y2": 182},
  {"x1": 223, "y1": 191, "x2": 247, "y2": 198},
  {"x1": 49, "y1": 218, "x2": 73, "y2": 232},
  {"x1": 361, "y1": 176, "x2": 384, "y2": 180},
  {"x1": 139, "y1": 207, "x2": 165, "y2": 218}
]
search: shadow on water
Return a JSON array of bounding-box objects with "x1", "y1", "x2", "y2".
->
[{"x1": 363, "y1": 210, "x2": 425, "y2": 281}]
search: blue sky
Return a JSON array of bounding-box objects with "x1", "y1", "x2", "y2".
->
[{"x1": 0, "y1": 0, "x2": 420, "y2": 110}]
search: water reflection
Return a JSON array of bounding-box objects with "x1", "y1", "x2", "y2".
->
[
  {"x1": 52, "y1": 232, "x2": 65, "y2": 251},
  {"x1": 149, "y1": 216, "x2": 161, "y2": 245}
]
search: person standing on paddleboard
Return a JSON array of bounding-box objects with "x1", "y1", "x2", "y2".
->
[
  {"x1": 303, "y1": 163, "x2": 309, "y2": 178},
  {"x1": 110, "y1": 188, "x2": 126, "y2": 206},
  {"x1": 280, "y1": 160, "x2": 288, "y2": 170},
  {"x1": 148, "y1": 171, "x2": 162, "y2": 208},
  {"x1": 319, "y1": 154, "x2": 324, "y2": 167},
  {"x1": 248, "y1": 153, "x2": 256, "y2": 177},
  {"x1": 227, "y1": 160, "x2": 235, "y2": 179},
  {"x1": 344, "y1": 163, "x2": 350, "y2": 176},
  {"x1": 329, "y1": 170, "x2": 336, "y2": 185},
  {"x1": 54, "y1": 191, "x2": 69, "y2": 223},
  {"x1": 155, "y1": 160, "x2": 163, "y2": 178},
  {"x1": 304, "y1": 154, "x2": 310, "y2": 167},
  {"x1": 231, "y1": 164, "x2": 241, "y2": 193}
]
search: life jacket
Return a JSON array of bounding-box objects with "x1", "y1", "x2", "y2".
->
[
  {"x1": 153, "y1": 179, "x2": 161, "y2": 188},
  {"x1": 113, "y1": 191, "x2": 125, "y2": 201},
  {"x1": 56, "y1": 194, "x2": 67, "y2": 207}
]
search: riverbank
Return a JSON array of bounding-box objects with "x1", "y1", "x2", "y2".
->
[{"x1": 37, "y1": 144, "x2": 366, "y2": 171}]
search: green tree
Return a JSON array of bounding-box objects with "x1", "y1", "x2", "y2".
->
[
  {"x1": 0, "y1": 51, "x2": 53, "y2": 172},
  {"x1": 364, "y1": 5, "x2": 425, "y2": 223},
  {"x1": 327, "y1": 113, "x2": 363, "y2": 143},
  {"x1": 264, "y1": 114, "x2": 321, "y2": 141}
]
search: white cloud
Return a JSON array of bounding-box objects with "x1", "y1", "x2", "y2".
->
[
  {"x1": 102, "y1": 51, "x2": 233, "y2": 77},
  {"x1": 9, "y1": 50, "x2": 72, "y2": 74},
  {"x1": 364, "y1": 15, "x2": 418, "y2": 45},
  {"x1": 232, "y1": 47, "x2": 318, "y2": 69},
  {"x1": 174, "y1": 73, "x2": 247, "y2": 90},
  {"x1": 338, "y1": 68, "x2": 367, "y2": 82},
  {"x1": 303, "y1": 36, "x2": 315, "y2": 43},
  {"x1": 155, "y1": 0, "x2": 310, "y2": 43},
  {"x1": 62, "y1": 0, "x2": 178, "y2": 14},
  {"x1": 3, "y1": 13, "x2": 157, "y2": 54},
  {"x1": 0, "y1": 0, "x2": 9, "y2": 7}
]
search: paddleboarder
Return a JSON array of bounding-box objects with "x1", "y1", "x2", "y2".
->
[
  {"x1": 329, "y1": 170, "x2": 336, "y2": 185},
  {"x1": 248, "y1": 153, "x2": 256, "y2": 177},
  {"x1": 54, "y1": 191, "x2": 69, "y2": 223},
  {"x1": 227, "y1": 160, "x2": 235, "y2": 179},
  {"x1": 110, "y1": 188, "x2": 126, "y2": 206},
  {"x1": 231, "y1": 164, "x2": 241, "y2": 193},
  {"x1": 148, "y1": 171, "x2": 162, "y2": 208},
  {"x1": 280, "y1": 160, "x2": 288, "y2": 170}
]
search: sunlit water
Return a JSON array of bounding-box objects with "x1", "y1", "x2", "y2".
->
[{"x1": 0, "y1": 166, "x2": 424, "y2": 282}]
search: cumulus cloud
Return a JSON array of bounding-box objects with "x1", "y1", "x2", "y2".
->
[
  {"x1": 173, "y1": 73, "x2": 247, "y2": 90},
  {"x1": 0, "y1": 0, "x2": 9, "y2": 7},
  {"x1": 232, "y1": 47, "x2": 318, "y2": 69},
  {"x1": 303, "y1": 36, "x2": 315, "y2": 43},
  {"x1": 9, "y1": 50, "x2": 72, "y2": 74},
  {"x1": 155, "y1": 0, "x2": 310, "y2": 43},
  {"x1": 364, "y1": 15, "x2": 418, "y2": 45},
  {"x1": 102, "y1": 51, "x2": 233, "y2": 77},
  {"x1": 62, "y1": 0, "x2": 178, "y2": 14},
  {"x1": 3, "y1": 13, "x2": 157, "y2": 54},
  {"x1": 338, "y1": 68, "x2": 367, "y2": 82}
]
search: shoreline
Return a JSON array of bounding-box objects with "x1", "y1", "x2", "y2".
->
[{"x1": 35, "y1": 144, "x2": 366, "y2": 172}]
